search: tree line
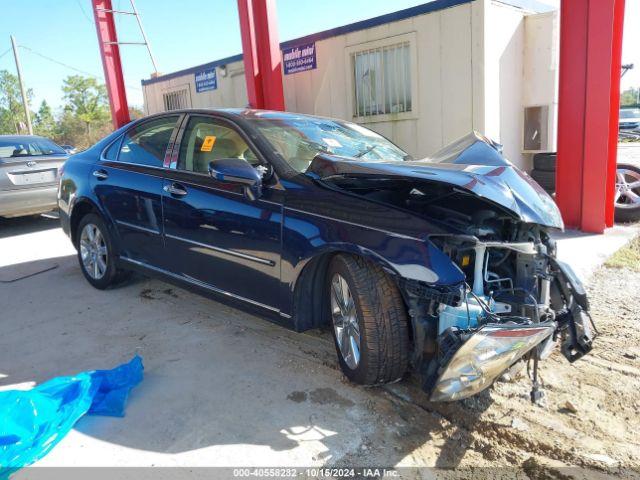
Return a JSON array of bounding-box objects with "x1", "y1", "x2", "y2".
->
[
  {"x1": 621, "y1": 87, "x2": 640, "y2": 108},
  {"x1": 0, "y1": 70, "x2": 142, "y2": 149}
]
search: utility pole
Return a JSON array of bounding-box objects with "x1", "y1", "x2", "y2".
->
[
  {"x1": 10, "y1": 35, "x2": 33, "y2": 135},
  {"x1": 129, "y1": 0, "x2": 159, "y2": 76}
]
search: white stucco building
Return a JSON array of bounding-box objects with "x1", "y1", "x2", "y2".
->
[{"x1": 141, "y1": 0, "x2": 559, "y2": 171}]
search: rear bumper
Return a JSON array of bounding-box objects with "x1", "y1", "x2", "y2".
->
[{"x1": 0, "y1": 185, "x2": 58, "y2": 218}]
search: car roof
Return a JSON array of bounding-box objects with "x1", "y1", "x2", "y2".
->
[{"x1": 144, "y1": 108, "x2": 342, "y2": 124}]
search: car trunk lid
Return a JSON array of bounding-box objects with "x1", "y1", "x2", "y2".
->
[{"x1": 0, "y1": 155, "x2": 66, "y2": 191}]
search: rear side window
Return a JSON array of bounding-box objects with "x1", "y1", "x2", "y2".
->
[
  {"x1": 103, "y1": 137, "x2": 122, "y2": 160},
  {"x1": 118, "y1": 116, "x2": 178, "y2": 167}
]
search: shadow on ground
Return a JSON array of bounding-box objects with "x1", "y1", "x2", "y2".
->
[{"x1": 0, "y1": 215, "x2": 60, "y2": 239}]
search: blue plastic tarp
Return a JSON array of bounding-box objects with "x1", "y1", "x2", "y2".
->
[{"x1": 0, "y1": 355, "x2": 143, "y2": 475}]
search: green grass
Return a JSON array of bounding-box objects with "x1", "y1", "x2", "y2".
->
[{"x1": 605, "y1": 235, "x2": 640, "y2": 271}]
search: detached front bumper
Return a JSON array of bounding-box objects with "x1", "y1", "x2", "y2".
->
[{"x1": 430, "y1": 321, "x2": 555, "y2": 402}]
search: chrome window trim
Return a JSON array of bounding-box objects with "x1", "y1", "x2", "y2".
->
[
  {"x1": 284, "y1": 206, "x2": 420, "y2": 241},
  {"x1": 119, "y1": 256, "x2": 284, "y2": 315},
  {"x1": 165, "y1": 233, "x2": 275, "y2": 266},
  {"x1": 101, "y1": 159, "x2": 170, "y2": 173},
  {"x1": 115, "y1": 220, "x2": 161, "y2": 235}
]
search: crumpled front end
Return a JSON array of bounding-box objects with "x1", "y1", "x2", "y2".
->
[
  {"x1": 311, "y1": 132, "x2": 595, "y2": 402},
  {"x1": 406, "y1": 228, "x2": 595, "y2": 403}
]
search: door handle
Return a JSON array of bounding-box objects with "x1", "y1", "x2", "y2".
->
[
  {"x1": 163, "y1": 183, "x2": 188, "y2": 197},
  {"x1": 93, "y1": 169, "x2": 108, "y2": 180}
]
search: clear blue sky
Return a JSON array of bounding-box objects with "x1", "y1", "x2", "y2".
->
[{"x1": 0, "y1": 0, "x2": 635, "y2": 114}]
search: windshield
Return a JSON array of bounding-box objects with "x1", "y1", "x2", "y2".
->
[
  {"x1": 247, "y1": 115, "x2": 410, "y2": 172},
  {"x1": 620, "y1": 108, "x2": 640, "y2": 119},
  {"x1": 0, "y1": 137, "x2": 66, "y2": 158}
]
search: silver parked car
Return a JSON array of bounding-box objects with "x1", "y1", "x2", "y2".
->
[{"x1": 0, "y1": 135, "x2": 67, "y2": 218}]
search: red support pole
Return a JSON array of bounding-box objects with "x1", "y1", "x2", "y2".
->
[
  {"x1": 606, "y1": 0, "x2": 626, "y2": 227},
  {"x1": 556, "y1": 0, "x2": 588, "y2": 229},
  {"x1": 556, "y1": 0, "x2": 625, "y2": 233},
  {"x1": 92, "y1": 0, "x2": 131, "y2": 129},
  {"x1": 237, "y1": 0, "x2": 285, "y2": 110}
]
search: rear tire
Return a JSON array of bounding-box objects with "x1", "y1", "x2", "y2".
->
[
  {"x1": 327, "y1": 254, "x2": 410, "y2": 385},
  {"x1": 76, "y1": 213, "x2": 131, "y2": 289}
]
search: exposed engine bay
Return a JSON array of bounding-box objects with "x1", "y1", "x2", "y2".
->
[{"x1": 309, "y1": 134, "x2": 596, "y2": 402}]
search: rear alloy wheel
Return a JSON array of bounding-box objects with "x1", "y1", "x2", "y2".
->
[
  {"x1": 327, "y1": 254, "x2": 410, "y2": 385},
  {"x1": 615, "y1": 163, "x2": 640, "y2": 223},
  {"x1": 80, "y1": 223, "x2": 108, "y2": 281},
  {"x1": 76, "y1": 213, "x2": 130, "y2": 289}
]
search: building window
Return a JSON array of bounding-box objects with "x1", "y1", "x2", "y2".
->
[
  {"x1": 352, "y1": 42, "x2": 411, "y2": 118},
  {"x1": 523, "y1": 105, "x2": 550, "y2": 152},
  {"x1": 163, "y1": 88, "x2": 190, "y2": 111}
]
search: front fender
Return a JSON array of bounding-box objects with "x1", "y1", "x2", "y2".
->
[{"x1": 283, "y1": 207, "x2": 465, "y2": 294}]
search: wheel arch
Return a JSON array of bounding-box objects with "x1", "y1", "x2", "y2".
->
[
  {"x1": 69, "y1": 197, "x2": 116, "y2": 249},
  {"x1": 290, "y1": 245, "x2": 409, "y2": 333}
]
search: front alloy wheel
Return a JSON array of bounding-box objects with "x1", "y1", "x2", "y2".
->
[{"x1": 330, "y1": 273, "x2": 361, "y2": 370}]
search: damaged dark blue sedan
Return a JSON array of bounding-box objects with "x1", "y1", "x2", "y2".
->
[{"x1": 58, "y1": 109, "x2": 594, "y2": 402}]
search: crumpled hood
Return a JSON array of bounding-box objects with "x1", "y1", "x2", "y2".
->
[{"x1": 307, "y1": 132, "x2": 564, "y2": 229}]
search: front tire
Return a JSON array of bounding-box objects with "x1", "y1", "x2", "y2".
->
[
  {"x1": 76, "y1": 213, "x2": 130, "y2": 289},
  {"x1": 327, "y1": 254, "x2": 410, "y2": 385}
]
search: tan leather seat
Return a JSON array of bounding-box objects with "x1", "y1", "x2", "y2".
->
[{"x1": 192, "y1": 137, "x2": 240, "y2": 173}]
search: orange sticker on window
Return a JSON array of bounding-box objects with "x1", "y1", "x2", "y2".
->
[{"x1": 201, "y1": 135, "x2": 216, "y2": 152}]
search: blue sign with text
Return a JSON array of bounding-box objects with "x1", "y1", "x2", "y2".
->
[
  {"x1": 283, "y1": 42, "x2": 317, "y2": 75},
  {"x1": 195, "y1": 68, "x2": 217, "y2": 92}
]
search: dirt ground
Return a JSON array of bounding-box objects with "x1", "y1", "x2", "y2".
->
[{"x1": 344, "y1": 237, "x2": 640, "y2": 478}]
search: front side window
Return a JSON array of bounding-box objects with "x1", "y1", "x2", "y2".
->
[
  {"x1": 353, "y1": 42, "x2": 411, "y2": 118},
  {"x1": 247, "y1": 115, "x2": 409, "y2": 173},
  {"x1": 177, "y1": 116, "x2": 259, "y2": 174},
  {"x1": 118, "y1": 116, "x2": 178, "y2": 167}
]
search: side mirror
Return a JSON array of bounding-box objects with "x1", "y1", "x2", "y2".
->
[{"x1": 208, "y1": 158, "x2": 263, "y2": 200}]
